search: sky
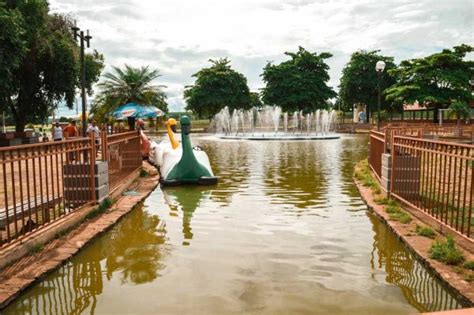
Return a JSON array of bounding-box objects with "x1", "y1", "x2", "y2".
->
[{"x1": 51, "y1": 0, "x2": 474, "y2": 116}]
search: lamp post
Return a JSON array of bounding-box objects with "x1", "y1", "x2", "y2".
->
[
  {"x1": 71, "y1": 20, "x2": 92, "y2": 137},
  {"x1": 375, "y1": 60, "x2": 386, "y2": 131}
]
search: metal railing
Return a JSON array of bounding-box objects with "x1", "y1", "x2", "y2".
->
[
  {"x1": 0, "y1": 130, "x2": 143, "y2": 248},
  {"x1": 369, "y1": 130, "x2": 385, "y2": 181},
  {"x1": 0, "y1": 137, "x2": 97, "y2": 246},
  {"x1": 104, "y1": 131, "x2": 142, "y2": 190},
  {"x1": 390, "y1": 136, "x2": 473, "y2": 238}
]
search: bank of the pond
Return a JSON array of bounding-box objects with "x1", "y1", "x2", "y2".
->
[
  {"x1": 3, "y1": 135, "x2": 471, "y2": 314},
  {"x1": 0, "y1": 162, "x2": 160, "y2": 310},
  {"x1": 354, "y1": 163, "x2": 474, "y2": 305}
]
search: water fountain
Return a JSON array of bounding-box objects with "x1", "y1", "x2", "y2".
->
[{"x1": 211, "y1": 106, "x2": 340, "y2": 140}]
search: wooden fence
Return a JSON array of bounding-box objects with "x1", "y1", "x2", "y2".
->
[{"x1": 0, "y1": 130, "x2": 142, "y2": 248}]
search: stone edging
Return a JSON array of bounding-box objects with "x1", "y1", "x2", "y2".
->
[
  {"x1": 0, "y1": 163, "x2": 160, "y2": 310},
  {"x1": 354, "y1": 179, "x2": 474, "y2": 305}
]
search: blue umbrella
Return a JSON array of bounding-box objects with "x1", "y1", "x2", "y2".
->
[{"x1": 112, "y1": 103, "x2": 164, "y2": 119}]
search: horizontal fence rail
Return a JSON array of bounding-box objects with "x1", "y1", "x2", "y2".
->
[
  {"x1": 105, "y1": 131, "x2": 142, "y2": 190},
  {"x1": 390, "y1": 136, "x2": 473, "y2": 238},
  {"x1": 0, "y1": 137, "x2": 96, "y2": 246}
]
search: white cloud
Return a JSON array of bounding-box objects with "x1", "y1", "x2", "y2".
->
[{"x1": 50, "y1": 0, "x2": 474, "y2": 112}]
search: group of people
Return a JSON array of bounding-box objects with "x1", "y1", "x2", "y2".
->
[{"x1": 46, "y1": 120, "x2": 101, "y2": 142}]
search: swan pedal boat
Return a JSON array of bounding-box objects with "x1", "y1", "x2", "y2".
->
[{"x1": 149, "y1": 116, "x2": 217, "y2": 187}]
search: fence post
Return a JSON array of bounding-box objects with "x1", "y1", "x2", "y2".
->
[
  {"x1": 101, "y1": 130, "x2": 108, "y2": 162},
  {"x1": 389, "y1": 136, "x2": 396, "y2": 199},
  {"x1": 90, "y1": 133, "x2": 96, "y2": 204}
]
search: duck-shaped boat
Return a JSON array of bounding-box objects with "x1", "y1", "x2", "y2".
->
[
  {"x1": 149, "y1": 118, "x2": 180, "y2": 167},
  {"x1": 160, "y1": 115, "x2": 217, "y2": 186}
]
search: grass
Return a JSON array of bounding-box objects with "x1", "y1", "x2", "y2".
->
[
  {"x1": 429, "y1": 236, "x2": 464, "y2": 265},
  {"x1": 354, "y1": 159, "x2": 411, "y2": 224},
  {"x1": 354, "y1": 159, "x2": 381, "y2": 193},
  {"x1": 85, "y1": 198, "x2": 113, "y2": 220},
  {"x1": 385, "y1": 204, "x2": 412, "y2": 224},
  {"x1": 415, "y1": 225, "x2": 436, "y2": 239},
  {"x1": 374, "y1": 196, "x2": 389, "y2": 205},
  {"x1": 28, "y1": 243, "x2": 44, "y2": 254},
  {"x1": 139, "y1": 168, "x2": 149, "y2": 178},
  {"x1": 463, "y1": 261, "x2": 474, "y2": 271}
]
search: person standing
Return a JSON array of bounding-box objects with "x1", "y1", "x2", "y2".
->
[
  {"x1": 63, "y1": 120, "x2": 78, "y2": 139},
  {"x1": 52, "y1": 122, "x2": 63, "y2": 141},
  {"x1": 87, "y1": 120, "x2": 101, "y2": 155}
]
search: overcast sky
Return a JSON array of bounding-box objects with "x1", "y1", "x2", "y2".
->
[{"x1": 51, "y1": 0, "x2": 473, "y2": 115}]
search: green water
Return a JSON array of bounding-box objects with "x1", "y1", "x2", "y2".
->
[{"x1": 4, "y1": 135, "x2": 469, "y2": 314}]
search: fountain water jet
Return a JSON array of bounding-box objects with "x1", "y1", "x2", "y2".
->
[{"x1": 211, "y1": 106, "x2": 339, "y2": 140}]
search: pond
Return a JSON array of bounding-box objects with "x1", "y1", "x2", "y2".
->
[{"x1": 4, "y1": 134, "x2": 467, "y2": 314}]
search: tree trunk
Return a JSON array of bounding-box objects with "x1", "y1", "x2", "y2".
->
[
  {"x1": 433, "y1": 106, "x2": 440, "y2": 124},
  {"x1": 366, "y1": 104, "x2": 371, "y2": 124},
  {"x1": 9, "y1": 103, "x2": 26, "y2": 132}
]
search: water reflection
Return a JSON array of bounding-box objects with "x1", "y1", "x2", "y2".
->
[
  {"x1": 162, "y1": 186, "x2": 210, "y2": 245},
  {"x1": 4, "y1": 205, "x2": 169, "y2": 315},
  {"x1": 4, "y1": 135, "x2": 470, "y2": 314},
  {"x1": 104, "y1": 205, "x2": 168, "y2": 284},
  {"x1": 262, "y1": 141, "x2": 328, "y2": 209},
  {"x1": 368, "y1": 212, "x2": 463, "y2": 312},
  {"x1": 202, "y1": 140, "x2": 250, "y2": 205}
]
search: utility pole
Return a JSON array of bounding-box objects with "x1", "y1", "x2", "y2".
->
[{"x1": 71, "y1": 21, "x2": 92, "y2": 137}]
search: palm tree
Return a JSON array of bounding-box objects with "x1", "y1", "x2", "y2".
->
[{"x1": 91, "y1": 65, "x2": 167, "y2": 124}]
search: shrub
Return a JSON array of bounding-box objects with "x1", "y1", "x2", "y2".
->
[
  {"x1": 416, "y1": 225, "x2": 436, "y2": 239},
  {"x1": 429, "y1": 237, "x2": 464, "y2": 265}
]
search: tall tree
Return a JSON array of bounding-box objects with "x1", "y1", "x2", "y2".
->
[
  {"x1": 184, "y1": 58, "x2": 251, "y2": 119},
  {"x1": 0, "y1": 0, "x2": 104, "y2": 131},
  {"x1": 338, "y1": 50, "x2": 397, "y2": 120},
  {"x1": 261, "y1": 47, "x2": 336, "y2": 113},
  {"x1": 91, "y1": 64, "x2": 168, "y2": 122},
  {"x1": 249, "y1": 92, "x2": 263, "y2": 108},
  {"x1": 385, "y1": 44, "x2": 473, "y2": 122}
]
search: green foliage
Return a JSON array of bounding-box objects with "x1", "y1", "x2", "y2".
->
[
  {"x1": 354, "y1": 159, "x2": 382, "y2": 193},
  {"x1": 463, "y1": 261, "x2": 474, "y2": 271},
  {"x1": 389, "y1": 210, "x2": 412, "y2": 224},
  {"x1": 249, "y1": 91, "x2": 263, "y2": 108},
  {"x1": 384, "y1": 202, "x2": 411, "y2": 224},
  {"x1": 0, "y1": 1, "x2": 104, "y2": 131},
  {"x1": 184, "y1": 58, "x2": 251, "y2": 119},
  {"x1": 85, "y1": 197, "x2": 113, "y2": 220},
  {"x1": 28, "y1": 243, "x2": 44, "y2": 254},
  {"x1": 261, "y1": 46, "x2": 336, "y2": 113},
  {"x1": 92, "y1": 64, "x2": 168, "y2": 123},
  {"x1": 374, "y1": 196, "x2": 389, "y2": 205},
  {"x1": 415, "y1": 225, "x2": 436, "y2": 238},
  {"x1": 338, "y1": 50, "x2": 397, "y2": 117},
  {"x1": 429, "y1": 236, "x2": 464, "y2": 265},
  {"x1": 448, "y1": 100, "x2": 470, "y2": 123},
  {"x1": 139, "y1": 168, "x2": 149, "y2": 177},
  {"x1": 387, "y1": 199, "x2": 399, "y2": 207},
  {"x1": 385, "y1": 44, "x2": 473, "y2": 116}
]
